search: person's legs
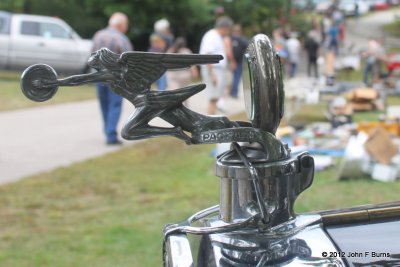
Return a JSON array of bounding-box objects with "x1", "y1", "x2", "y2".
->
[
  {"x1": 105, "y1": 88, "x2": 123, "y2": 143},
  {"x1": 96, "y1": 83, "x2": 109, "y2": 132},
  {"x1": 307, "y1": 59, "x2": 312, "y2": 77},
  {"x1": 157, "y1": 74, "x2": 167, "y2": 91},
  {"x1": 208, "y1": 99, "x2": 218, "y2": 115},
  {"x1": 363, "y1": 62, "x2": 373, "y2": 85},
  {"x1": 290, "y1": 62, "x2": 297, "y2": 77},
  {"x1": 311, "y1": 60, "x2": 318, "y2": 78},
  {"x1": 202, "y1": 67, "x2": 223, "y2": 115},
  {"x1": 230, "y1": 63, "x2": 243, "y2": 98}
]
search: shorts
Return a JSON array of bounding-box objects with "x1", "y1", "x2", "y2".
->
[{"x1": 201, "y1": 67, "x2": 226, "y2": 100}]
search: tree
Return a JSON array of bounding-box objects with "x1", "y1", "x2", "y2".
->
[{"x1": 0, "y1": 0, "x2": 214, "y2": 51}]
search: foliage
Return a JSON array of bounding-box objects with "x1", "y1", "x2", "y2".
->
[
  {"x1": 0, "y1": 0, "x2": 214, "y2": 51},
  {"x1": 214, "y1": 0, "x2": 283, "y2": 34},
  {"x1": 212, "y1": 0, "x2": 310, "y2": 37},
  {"x1": 0, "y1": 0, "x2": 312, "y2": 50}
]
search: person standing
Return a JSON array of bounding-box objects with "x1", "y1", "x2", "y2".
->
[
  {"x1": 153, "y1": 18, "x2": 174, "y2": 91},
  {"x1": 305, "y1": 30, "x2": 320, "y2": 78},
  {"x1": 92, "y1": 12, "x2": 133, "y2": 145},
  {"x1": 166, "y1": 37, "x2": 199, "y2": 90},
  {"x1": 230, "y1": 24, "x2": 248, "y2": 98},
  {"x1": 148, "y1": 33, "x2": 168, "y2": 91},
  {"x1": 216, "y1": 34, "x2": 236, "y2": 111},
  {"x1": 362, "y1": 37, "x2": 386, "y2": 85},
  {"x1": 199, "y1": 16, "x2": 233, "y2": 115},
  {"x1": 154, "y1": 18, "x2": 174, "y2": 49},
  {"x1": 286, "y1": 32, "x2": 301, "y2": 78}
]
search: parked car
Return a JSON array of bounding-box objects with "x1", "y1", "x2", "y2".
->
[
  {"x1": 339, "y1": 0, "x2": 370, "y2": 16},
  {"x1": 388, "y1": 0, "x2": 400, "y2": 5},
  {"x1": 372, "y1": 0, "x2": 390, "y2": 10},
  {"x1": 315, "y1": 0, "x2": 334, "y2": 13},
  {"x1": 0, "y1": 11, "x2": 92, "y2": 74}
]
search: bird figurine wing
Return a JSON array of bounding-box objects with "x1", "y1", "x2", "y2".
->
[{"x1": 118, "y1": 52, "x2": 223, "y2": 91}]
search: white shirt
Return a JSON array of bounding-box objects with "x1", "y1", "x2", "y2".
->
[
  {"x1": 199, "y1": 29, "x2": 227, "y2": 68},
  {"x1": 286, "y1": 37, "x2": 301, "y2": 64}
]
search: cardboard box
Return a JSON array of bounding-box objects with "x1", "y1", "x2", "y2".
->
[
  {"x1": 348, "y1": 88, "x2": 378, "y2": 101},
  {"x1": 364, "y1": 128, "x2": 398, "y2": 164},
  {"x1": 358, "y1": 122, "x2": 400, "y2": 136},
  {"x1": 372, "y1": 163, "x2": 398, "y2": 182},
  {"x1": 333, "y1": 105, "x2": 353, "y2": 115}
]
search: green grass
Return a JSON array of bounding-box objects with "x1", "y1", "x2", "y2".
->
[
  {"x1": 287, "y1": 102, "x2": 328, "y2": 125},
  {"x1": 352, "y1": 96, "x2": 400, "y2": 122},
  {"x1": 383, "y1": 19, "x2": 400, "y2": 38},
  {"x1": 337, "y1": 67, "x2": 363, "y2": 82},
  {"x1": 1, "y1": 136, "x2": 400, "y2": 267},
  {"x1": 0, "y1": 139, "x2": 218, "y2": 267},
  {"x1": 286, "y1": 95, "x2": 400, "y2": 124},
  {"x1": 296, "y1": 165, "x2": 400, "y2": 212},
  {"x1": 0, "y1": 71, "x2": 96, "y2": 111}
]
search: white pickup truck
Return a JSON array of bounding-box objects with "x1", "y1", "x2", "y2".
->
[{"x1": 0, "y1": 11, "x2": 92, "y2": 73}]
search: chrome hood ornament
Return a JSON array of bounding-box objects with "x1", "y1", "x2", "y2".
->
[{"x1": 20, "y1": 34, "x2": 346, "y2": 267}]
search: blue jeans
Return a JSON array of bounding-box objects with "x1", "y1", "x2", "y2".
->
[
  {"x1": 156, "y1": 74, "x2": 167, "y2": 91},
  {"x1": 231, "y1": 63, "x2": 243, "y2": 98},
  {"x1": 289, "y1": 62, "x2": 297, "y2": 78},
  {"x1": 96, "y1": 83, "x2": 123, "y2": 143},
  {"x1": 363, "y1": 62, "x2": 373, "y2": 85}
]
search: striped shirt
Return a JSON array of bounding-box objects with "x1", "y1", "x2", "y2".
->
[{"x1": 92, "y1": 27, "x2": 133, "y2": 53}]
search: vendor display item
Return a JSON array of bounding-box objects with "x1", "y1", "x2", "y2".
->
[{"x1": 364, "y1": 128, "x2": 398, "y2": 165}]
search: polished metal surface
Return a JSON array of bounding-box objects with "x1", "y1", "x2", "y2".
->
[
  {"x1": 326, "y1": 220, "x2": 400, "y2": 266},
  {"x1": 20, "y1": 33, "x2": 356, "y2": 267},
  {"x1": 320, "y1": 201, "x2": 400, "y2": 226},
  {"x1": 21, "y1": 51, "x2": 244, "y2": 144},
  {"x1": 242, "y1": 34, "x2": 284, "y2": 135},
  {"x1": 21, "y1": 64, "x2": 59, "y2": 102},
  {"x1": 163, "y1": 205, "x2": 258, "y2": 267},
  {"x1": 208, "y1": 222, "x2": 345, "y2": 267},
  {"x1": 164, "y1": 234, "x2": 194, "y2": 267},
  {"x1": 164, "y1": 206, "x2": 257, "y2": 238},
  {"x1": 231, "y1": 142, "x2": 270, "y2": 224},
  {"x1": 163, "y1": 34, "x2": 320, "y2": 266},
  {"x1": 165, "y1": 212, "x2": 346, "y2": 267},
  {"x1": 216, "y1": 150, "x2": 314, "y2": 227}
]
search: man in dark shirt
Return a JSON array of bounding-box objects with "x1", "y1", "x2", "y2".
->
[
  {"x1": 305, "y1": 30, "x2": 320, "y2": 78},
  {"x1": 230, "y1": 24, "x2": 248, "y2": 98},
  {"x1": 92, "y1": 12, "x2": 133, "y2": 145}
]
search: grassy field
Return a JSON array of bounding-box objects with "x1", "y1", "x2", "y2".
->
[
  {"x1": 0, "y1": 71, "x2": 96, "y2": 111},
  {"x1": 286, "y1": 95, "x2": 400, "y2": 125},
  {"x1": 383, "y1": 19, "x2": 400, "y2": 38},
  {"x1": 1, "y1": 136, "x2": 400, "y2": 267},
  {"x1": 0, "y1": 139, "x2": 218, "y2": 267}
]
